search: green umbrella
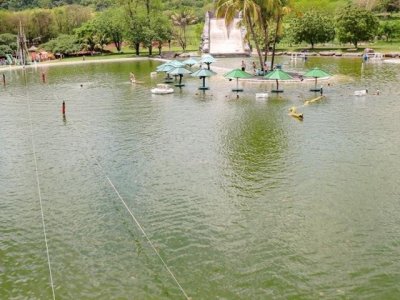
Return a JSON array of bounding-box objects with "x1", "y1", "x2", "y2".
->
[
  {"x1": 156, "y1": 62, "x2": 170, "y2": 71},
  {"x1": 303, "y1": 67, "x2": 331, "y2": 91},
  {"x1": 201, "y1": 54, "x2": 215, "y2": 63},
  {"x1": 160, "y1": 60, "x2": 185, "y2": 83},
  {"x1": 169, "y1": 67, "x2": 191, "y2": 87},
  {"x1": 183, "y1": 58, "x2": 198, "y2": 67},
  {"x1": 157, "y1": 64, "x2": 175, "y2": 72},
  {"x1": 224, "y1": 68, "x2": 252, "y2": 92},
  {"x1": 264, "y1": 69, "x2": 293, "y2": 93},
  {"x1": 201, "y1": 54, "x2": 216, "y2": 70},
  {"x1": 156, "y1": 64, "x2": 175, "y2": 83},
  {"x1": 168, "y1": 60, "x2": 185, "y2": 68},
  {"x1": 191, "y1": 68, "x2": 216, "y2": 90}
]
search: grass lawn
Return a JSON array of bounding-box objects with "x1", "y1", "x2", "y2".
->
[
  {"x1": 277, "y1": 40, "x2": 400, "y2": 54},
  {"x1": 47, "y1": 45, "x2": 200, "y2": 64}
]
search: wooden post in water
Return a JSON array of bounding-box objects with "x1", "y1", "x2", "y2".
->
[
  {"x1": 62, "y1": 101, "x2": 65, "y2": 115},
  {"x1": 2, "y1": 74, "x2": 5, "y2": 87}
]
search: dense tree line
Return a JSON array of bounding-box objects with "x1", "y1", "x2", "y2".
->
[
  {"x1": 0, "y1": 0, "x2": 108, "y2": 10},
  {"x1": 0, "y1": 5, "x2": 92, "y2": 41},
  {"x1": 1, "y1": 0, "x2": 400, "y2": 61},
  {"x1": 0, "y1": 0, "x2": 204, "y2": 56},
  {"x1": 0, "y1": 0, "x2": 209, "y2": 13}
]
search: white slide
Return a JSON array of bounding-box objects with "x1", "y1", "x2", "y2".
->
[{"x1": 209, "y1": 18, "x2": 248, "y2": 56}]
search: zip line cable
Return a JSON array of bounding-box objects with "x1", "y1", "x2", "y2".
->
[
  {"x1": 52, "y1": 91, "x2": 190, "y2": 300},
  {"x1": 24, "y1": 71, "x2": 56, "y2": 300}
]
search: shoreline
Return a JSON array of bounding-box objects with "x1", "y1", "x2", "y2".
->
[
  {"x1": 0, "y1": 55, "x2": 347, "y2": 85},
  {"x1": 2, "y1": 53, "x2": 400, "y2": 72},
  {"x1": 0, "y1": 56, "x2": 164, "y2": 71}
]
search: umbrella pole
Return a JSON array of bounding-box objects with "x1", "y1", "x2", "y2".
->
[
  {"x1": 276, "y1": 79, "x2": 279, "y2": 91},
  {"x1": 315, "y1": 77, "x2": 317, "y2": 90},
  {"x1": 202, "y1": 76, "x2": 205, "y2": 88},
  {"x1": 179, "y1": 74, "x2": 182, "y2": 85},
  {"x1": 236, "y1": 78, "x2": 239, "y2": 91}
]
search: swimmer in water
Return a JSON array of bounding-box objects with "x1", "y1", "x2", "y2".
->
[{"x1": 129, "y1": 72, "x2": 136, "y2": 83}]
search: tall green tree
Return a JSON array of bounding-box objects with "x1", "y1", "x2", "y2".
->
[
  {"x1": 125, "y1": 11, "x2": 148, "y2": 55},
  {"x1": 0, "y1": 33, "x2": 17, "y2": 55},
  {"x1": 0, "y1": 11, "x2": 13, "y2": 34},
  {"x1": 171, "y1": 9, "x2": 197, "y2": 52},
  {"x1": 121, "y1": 0, "x2": 146, "y2": 55},
  {"x1": 29, "y1": 9, "x2": 56, "y2": 43},
  {"x1": 41, "y1": 34, "x2": 81, "y2": 55},
  {"x1": 75, "y1": 20, "x2": 98, "y2": 51},
  {"x1": 336, "y1": 5, "x2": 379, "y2": 49},
  {"x1": 95, "y1": 7, "x2": 125, "y2": 52},
  {"x1": 257, "y1": 0, "x2": 274, "y2": 68},
  {"x1": 53, "y1": 5, "x2": 93, "y2": 35},
  {"x1": 270, "y1": 0, "x2": 292, "y2": 69},
  {"x1": 288, "y1": 10, "x2": 335, "y2": 49},
  {"x1": 378, "y1": 20, "x2": 400, "y2": 42},
  {"x1": 151, "y1": 14, "x2": 172, "y2": 55},
  {"x1": 0, "y1": 45, "x2": 13, "y2": 56}
]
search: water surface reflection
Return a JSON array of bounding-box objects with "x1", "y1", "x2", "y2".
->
[{"x1": 1, "y1": 57, "x2": 400, "y2": 299}]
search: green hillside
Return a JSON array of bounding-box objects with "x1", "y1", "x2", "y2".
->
[
  {"x1": 294, "y1": 0, "x2": 400, "y2": 13},
  {"x1": 1, "y1": 0, "x2": 398, "y2": 14},
  {"x1": 0, "y1": 0, "x2": 212, "y2": 11},
  {"x1": 0, "y1": 0, "x2": 338, "y2": 11},
  {"x1": 293, "y1": 0, "x2": 348, "y2": 12}
]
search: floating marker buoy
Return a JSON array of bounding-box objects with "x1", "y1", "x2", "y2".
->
[{"x1": 354, "y1": 89, "x2": 368, "y2": 96}]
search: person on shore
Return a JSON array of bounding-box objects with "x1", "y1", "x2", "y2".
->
[
  {"x1": 263, "y1": 61, "x2": 268, "y2": 74},
  {"x1": 241, "y1": 60, "x2": 246, "y2": 71},
  {"x1": 252, "y1": 62, "x2": 257, "y2": 75}
]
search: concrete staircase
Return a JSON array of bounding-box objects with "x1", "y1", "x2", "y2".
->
[{"x1": 202, "y1": 13, "x2": 249, "y2": 57}]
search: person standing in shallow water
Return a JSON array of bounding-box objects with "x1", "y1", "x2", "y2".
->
[
  {"x1": 252, "y1": 62, "x2": 257, "y2": 75},
  {"x1": 129, "y1": 72, "x2": 136, "y2": 83},
  {"x1": 263, "y1": 61, "x2": 268, "y2": 73},
  {"x1": 241, "y1": 60, "x2": 246, "y2": 71}
]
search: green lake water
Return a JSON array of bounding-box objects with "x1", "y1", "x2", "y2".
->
[{"x1": 1, "y1": 57, "x2": 400, "y2": 299}]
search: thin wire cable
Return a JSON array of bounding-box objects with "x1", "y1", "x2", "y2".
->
[
  {"x1": 25, "y1": 73, "x2": 56, "y2": 300},
  {"x1": 53, "y1": 92, "x2": 190, "y2": 300}
]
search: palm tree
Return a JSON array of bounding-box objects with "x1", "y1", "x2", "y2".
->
[
  {"x1": 215, "y1": 0, "x2": 264, "y2": 70},
  {"x1": 256, "y1": 0, "x2": 274, "y2": 70},
  {"x1": 171, "y1": 9, "x2": 197, "y2": 52},
  {"x1": 270, "y1": 0, "x2": 292, "y2": 70}
]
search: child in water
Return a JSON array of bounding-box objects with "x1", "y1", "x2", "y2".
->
[{"x1": 129, "y1": 72, "x2": 136, "y2": 83}]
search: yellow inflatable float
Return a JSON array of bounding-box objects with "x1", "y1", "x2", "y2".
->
[
  {"x1": 288, "y1": 106, "x2": 303, "y2": 120},
  {"x1": 304, "y1": 95, "x2": 325, "y2": 105}
]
